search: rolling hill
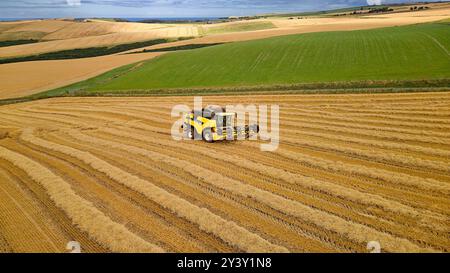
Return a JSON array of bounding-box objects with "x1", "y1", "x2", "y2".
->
[{"x1": 81, "y1": 22, "x2": 449, "y2": 93}]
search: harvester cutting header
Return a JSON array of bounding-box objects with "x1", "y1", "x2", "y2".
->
[{"x1": 181, "y1": 106, "x2": 259, "y2": 142}]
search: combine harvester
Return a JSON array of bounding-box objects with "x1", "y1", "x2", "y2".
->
[{"x1": 182, "y1": 106, "x2": 259, "y2": 142}]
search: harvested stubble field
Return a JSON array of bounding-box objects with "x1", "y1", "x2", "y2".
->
[
  {"x1": 0, "y1": 92, "x2": 449, "y2": 253},
  {"x1": 0, "y1": 52, "x2": 164, "y2": 100}
]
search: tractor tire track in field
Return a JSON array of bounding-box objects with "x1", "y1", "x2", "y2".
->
[{"x1": 0, "y1": 92, "x2": 449, "y2": 252}]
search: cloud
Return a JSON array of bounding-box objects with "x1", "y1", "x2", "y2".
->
[
  {"x1": 67, "y1": 0, "x2": 81, "y2": 6},
  {"x1": 367, "y1": 0, "x2": 382, "y2": 5}
]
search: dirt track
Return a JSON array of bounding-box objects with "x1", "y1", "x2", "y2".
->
[{"x1": 0, "y1": 92, "x2": 449, "y2": 252}]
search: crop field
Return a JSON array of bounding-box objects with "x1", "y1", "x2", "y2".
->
[
  {"x1": 201, "y1": 21, "x2": 276, "y2": 35},
  {"x1": 0, "y1": 32, "x2": 46, "y2": 43},
  {"x1": 0, "y1": 92, "x2": 449, "y2": 253},
  {"x1": 0, "y1": 30, "x2": 199, "y2": 59},
  {"x1": 84, "y1": 22, "x2": 450, "y2": 92},
  {"x1": 0, "y1": 52, "x2": 164, "y2": 100},
  {"x1": 0, "y1": 20, "x2": 200, "y2": 59},
  {"x1": 0, "y1": 39, "x2": 170, "y2": 64},
  {"x1": 1, "y1": 7, "x2": 448, "y2": 101},
  {"x1": 1, "y1": 6, "x2": 448, "y2": 60}
]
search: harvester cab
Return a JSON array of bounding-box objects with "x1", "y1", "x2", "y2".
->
[{"x1": 182, "y1": 106, "x2": 259, "y2": 142}]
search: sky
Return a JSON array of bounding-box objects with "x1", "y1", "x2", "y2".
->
[{"x1": 0, "y1": 0, "x2": 441, "y2": 19}]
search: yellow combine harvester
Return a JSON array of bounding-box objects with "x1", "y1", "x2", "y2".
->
[{"x1": 181, "y1": 106, "x2": 259, "y2": 142}]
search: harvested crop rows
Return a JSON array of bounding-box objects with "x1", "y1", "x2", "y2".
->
[{"x1": 0, "y1": 92, "x2": 449, "y2": 253}]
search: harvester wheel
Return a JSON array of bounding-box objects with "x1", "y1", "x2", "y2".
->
[
  {"x1": 251, "y1": 124, "x2": 260, "y2": 133},
  {"x1": 188, "y1": 127, "x2": 194, "y2": 139},
  {"x1": 202, "y1": 128, "x2": 214, "y2": 143},
  {"x1": 184, "y1": 126, "x2": 194, "y2": 139}
]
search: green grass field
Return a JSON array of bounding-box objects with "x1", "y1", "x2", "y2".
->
[{"x1": 85, "y1": 22, "x2": 449, "y2": 92}]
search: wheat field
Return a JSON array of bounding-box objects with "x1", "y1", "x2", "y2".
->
[
  {"x1": 0, "y1": 20, "x2": 200, "y2": 58},
  {"x1": 0, "y1": 92, "x2": 449, "y2": 253}
]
